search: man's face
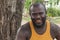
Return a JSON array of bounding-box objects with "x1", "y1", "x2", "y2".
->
[{"x1": 30, "y1": 5, "x2": 46, "y2": 27}]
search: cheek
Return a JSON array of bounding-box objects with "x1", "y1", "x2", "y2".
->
[
  {"x1": 41, "y1": 15, "x2": 46, "y2": 19},
  {"x1": 42, "y1": 15, "x2": 45, "y2": 17},
  {"x1": 31, "y1": 17, "x2": 35, "y2": 20},
  {"x1": 31, "y1": 15, "x2": 36, "y2": 19},
  {"x1": 41, "y1": 16, "x2": 46, "y2": 21},
  {"x1": 41, "y1": 14, "x2": 46, "y2": 17},
  {"x1": 31, "y1": 16, "x2": 36, "y2": 22}
]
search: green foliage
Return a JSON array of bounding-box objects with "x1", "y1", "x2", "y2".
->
[
  {"x1": 24, "y1": 0, "x2": 44, "y2": 10},
  {"x1": 34, "y1": 0, "x2": 44, "y2": 3},
  {"x1": 47, "y1": 8, "x2": 60, "y2": 17},
  {"x1": 49, "y1": 0, "x2": 60, "y2": 7},
  {"x1": 24, "y1": 0, "x2": 32, "y2": 10},
  {"x1": 57, "y1": 0, "x2": 59, "y2": 5}
]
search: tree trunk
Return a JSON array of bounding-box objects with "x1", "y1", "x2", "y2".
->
[{"x1": 0, "y1": 0, "x2": 25, "y2": 40}]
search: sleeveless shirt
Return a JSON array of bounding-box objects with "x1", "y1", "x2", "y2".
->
[{"x1": 30, "y1": 20, "x2": 53, "y2": 40}]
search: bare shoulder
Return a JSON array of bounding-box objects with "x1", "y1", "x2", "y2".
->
[
  {"x1": 50, "y1": 22, "x2": 60, "y2": 39},
  {"x1": 15, "y1": 22, "x2": 31, "y2": 40}
]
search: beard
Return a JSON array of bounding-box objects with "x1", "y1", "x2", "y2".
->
[{"x1": 31, "y1": 16, "x2": 46, "y2": 28}]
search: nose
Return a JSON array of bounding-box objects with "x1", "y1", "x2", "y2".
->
[{"x1": 37, "y1": 14, "x2": 41, "y2": 19}]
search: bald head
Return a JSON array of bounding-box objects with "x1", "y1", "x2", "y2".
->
[
  {"x1": 29, "y1": 3, "x2": 46, "y2": 15},
  {"x1": 29, "y1": 3, "x2": 46, "y2": 27}
]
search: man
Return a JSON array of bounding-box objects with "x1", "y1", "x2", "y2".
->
[{"x1": 15, "y1": 3, "x2": 60, "y2": 40}]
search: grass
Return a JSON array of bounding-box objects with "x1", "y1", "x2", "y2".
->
[{"x1": 50, "y1": 17, "x2": 60, "y2": 24}]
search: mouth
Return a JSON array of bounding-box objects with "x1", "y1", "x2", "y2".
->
[
  {"x1": 36, "y1": 20, "x2": 42, "y2": 23},
  {"x1": 35, "y1": 20, "x2": 43, "y2": 26}
]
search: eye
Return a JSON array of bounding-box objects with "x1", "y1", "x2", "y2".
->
[
  {"x1": 39, "y1": 12, "x2": 44, "y2": 15},
  {"x1": 32, "y1": 13, "x2": 37, "y2": 16}
]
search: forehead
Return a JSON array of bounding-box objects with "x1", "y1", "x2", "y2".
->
[{"x1": 30, "y1": 4, "x2": 45, "y2": 13}]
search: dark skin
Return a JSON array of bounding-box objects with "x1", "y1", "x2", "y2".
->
[{"x1": 15, "y1": 3, "x2": 60, "y2": 40}]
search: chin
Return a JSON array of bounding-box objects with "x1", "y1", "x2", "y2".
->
[
  {"x1": 36, "y1": 22, "x2": 42, "y2": 25},
  {"x1": 34, "y1": 20, "x2": 46, "y2": 27},
  {"x1": 36, "y1": 23, "x2": 43, "y2": 27}
]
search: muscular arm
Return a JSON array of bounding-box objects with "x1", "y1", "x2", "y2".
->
[
  {"x1": 15, "y1": 23, "x2": 31, "y2": 40},
  {"x1": 51, "y1": 23, "x2": 60, "y2": 40},
  {"x1": 55, "y1": 25, "x2": 60, "y2": 40},
  {"x1": 15, "y1": 27, "x2": 27, "y2": 40}
]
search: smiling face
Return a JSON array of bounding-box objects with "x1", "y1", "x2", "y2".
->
[{"x1": 30, "y1": 3, "x2": 46, "y2": 27}]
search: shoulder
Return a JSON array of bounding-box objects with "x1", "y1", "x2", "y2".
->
[
  {"x1": 20, "y1": 22, "x2": 31, "y2": 33},
  {"x1": 50, "y1": 22, "x2": 60, "y2": 34},
  {"x1": 50, "y1": 22, "x2": 60, "y2": 38},
  {"x1": 17, "y1": 22, "x2": 31, "y2": 39}
]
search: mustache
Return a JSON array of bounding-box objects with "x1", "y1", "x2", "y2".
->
[
  {"x1": 36, "y1": 18, "x2": 41, "y2": 20},
  {"x1": 32, "y1": 18, "x2": 41, "y2": 20}
]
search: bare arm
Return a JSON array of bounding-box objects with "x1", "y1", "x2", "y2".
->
[
  {"x1": 15, "y1": 27, "x2": 27, "y2": 40},
  {"x1": 55, "y1": 25, "x2": 60, "y2": 40},
  {"x1": 51, "y1": 23, "x2": 60, "y2": 40},
  {"x1": 15, "y1": 23, "x2": 31, "y2": 40}
]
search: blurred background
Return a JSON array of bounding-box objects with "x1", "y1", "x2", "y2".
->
[
  {"x1": 0, "y1": 0, "x2": 60, "y2": 40},
  {"x1": 22, "y1": 0, "x2": 60, "y2": 26}
]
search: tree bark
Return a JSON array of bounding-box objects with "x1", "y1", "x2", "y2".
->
[{"x1": 0, "y1": 0, "x2": 25, "y2": 40}]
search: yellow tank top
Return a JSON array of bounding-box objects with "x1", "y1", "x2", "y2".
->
[{"x1": 30, "y1": 20, "x2": 53, "y2": 40}]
